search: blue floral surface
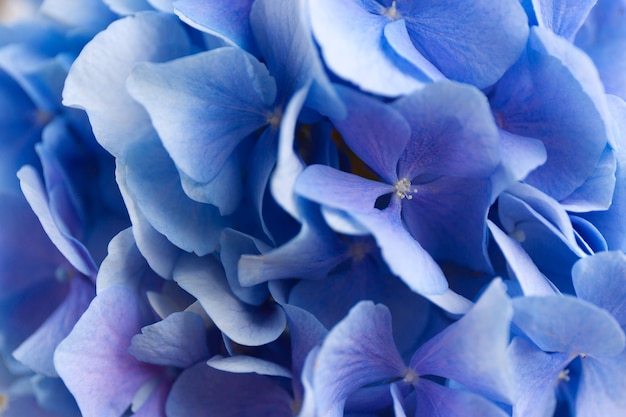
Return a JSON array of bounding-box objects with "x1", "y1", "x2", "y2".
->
[{"x1": 1, "y1": 0, "x2": 626, "y2": 416}]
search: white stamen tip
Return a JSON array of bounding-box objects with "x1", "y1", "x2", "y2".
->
[{"x1": 394, "y1": 178, "x2": 417, "y2": 200}]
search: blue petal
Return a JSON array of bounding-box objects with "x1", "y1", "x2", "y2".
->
[
  {"x1": 62, "y1": 11, "x2": 191, "y2": 157},
  {"x1": 307, "y1": 0, "x2": 426, "y2": 96},
  {"x1": 270, "y1": 86, "x2": 309, "y2": 220},
  {"x1": 282, "y1": 304, "x2": 327, "y2": 401},
  {"x1": 572, "y1": 251, "x2": 626, "y2": 328},
  {"x1": 411, "y1": 279, "x2": 514, "y2": 404},
  {"x1": 401, "y1": 176, "x2": 493, "y2": 272},
  {"x1": 251, "y1": 0, "x2": 346, "y2": 118},
  {"x1": 488, "y1": 220, "x2": 557, "y2": 297},
  {"x1": 382, "y1": 19, "x2": 445, "y2": 82},
  {"x1": 531, "y1": 0, "x2": 597, "y2": 40},
  {"x1": 206, "y1": 355, "x2": 291, "y2": 378},
  {"x1": 294, "y1": 165, "x2": 393, "y2": 213},
  {"x1": 310, "y1": 301, "x2": 407, "y2": 417},
  {"x1": 174, "y1": 0, "x2": 256, "y2": 53},
  {"x1": 560, "y1": 146, "x2": 616, "y2": 212},
  {"x1": 507, "y1": 337, "x2": 573, "y2": 417},
  {"x1": 238, "y1": 208, "x2": 345, "y2": 286},
  {"x1": 583, "y1": 96, "x2": 626, "y2": 251},
  {"x1": 12, "y1": 278, "x2": 93, "y2": 377},
  {"x1": 576, "y1": 3, "x2": 626, "y2": 100},
  {"x1": 390, "y1": 383, "x2": 407, "y2": 417},
  {"x1": 492, "y1": 26, "x2": 610, "y2": 201},
  {"x1": 173, "y1": 254, "x2": 286, "y2": 346},
  {"x1": 122, "y1": 138, "x2": 225, "y2": 256},
  {"x1": 413, "y1": 379, "x2": 510, "y2": 417},
  {"x1": 165, "y1": 363, "x2": 292, "y2": 417},
  {"x1": 102, "y1": 0, "x2": 153, "y2": 14},
  {"x1": 576, "y1": 352, "x2": 626, "y2": 416},
  {"x1": 220, "y1": 228, "x2": 271, "y2": 306},
  {"x1": 116, "y1": 171, "x2": 182, "y2": 279},
  {"x1": 127, "y1": 46, "x2": 274, "y2": 183},
  {"x1": 392, "y1": 81, "x2": 500, "y2": 180},
  {"x1": 178, "y1": 153, "x2": 243, "y2": 216},
  {"x1": 17, "y1": 164, "x2": 96, "y2": 278},
  {"x1": 95, "y1": 228, "x2": 163, "y2": 294},
  {"x1": 333, "y1": 85, "x2": 410, "y2": 184},
  {"x1": 39, "y1": 0, "x2": 116, "y2": 31},
  {"x1": 54, "y1": 286, "x2": 161, "y2": 417},
  {"x1": 491, "y1": 129, "x2": 547, "y2": 197},
  {"x1": 129, "y1": 311, "x2": 209, "y2": 368},
  {"x1": 351, "y1": 201, "x2": 449, "y2": 297},
  {"x1": 401, "y1": 0, "x2": 529, "y2": 88},
  {"x1": 512, "y1": 295, "x2": 626, "y2": 357}
]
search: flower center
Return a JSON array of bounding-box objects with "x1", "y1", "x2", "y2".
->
[
  {"x1": 394, "y1": 178, "x2": 417, "y2": 200},
  {"x1": 55, "y1": 266, "x2": 73, "y2": 283},
  {"x1": 0, "y1": 393, "x2": 8, "y2": 412},
  {"x1": 383, "y1": 1, "x2": 401, "y2": 20},
  {"x1": 403, "y1": 368, "x2": 417, "y2": 384},
  {"x1": 266, "y1": 108, "x2": 282, "y2": 128}
]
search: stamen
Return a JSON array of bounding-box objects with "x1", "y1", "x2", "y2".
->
[
  {"x1": 557, "y1": 369, "x2": 570, "y2": 382},
  {"x1": 394, "y1": 178, "x2": 417, "y2": 200},
  {"x1": 510, "y1": 230, "x2": 526, "y2": 243},
  {"x1": 55, "y1": 266, "x2": 73, "y2": 283},
  {"x1": 267, "y1": 109, "x2": 282, "y2": 128},
  {"x1": 403, "y1": 368, "x2": 417, "y2": 384},
  {"x1": 383, "y1": 1, "x2": 401, "y2": 20},
  {"x1": 0, "y1": 393, "x2": 8, "y2": 412}
]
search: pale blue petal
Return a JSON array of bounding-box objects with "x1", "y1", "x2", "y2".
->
[
  {"x1": 103, "y1": 0, "x2": 152, "y2": 14},
  {"x1": 122, "y1": 138, "x2": 225, "y2": 256},
  {"x1": 492, "y1": 26, "x2": 610, "y2": 201},
  {"x1": 488, "y1": 220, "x2": 557, "y2": 297},
  {"x1": 95, "y1": 228, "x2": 163, "y2": 294},
  {"x1": 251, "y1": 0, "x2": 345, "y2": 118},
  {"x1": 411, "y1": 279, "x2": 514, "y2": 404},
  {"x1": 294, "y1": 165, "x2": 393, "y2": 213},
  {"x1": 53, "y1": 286, "x2": 161, "y2": 417},
  {"x1": 270, "y1": 85, "x2": 309, "y2": 220},
  {"x1": 308, "y1": 0, "x2": 425, "y2": 96},
  {"x1": 382, "y1": 19, "x2": 444, "y2": 82},
  {"x1": 402, "y1": 0, "x2": 529, "y2": 88},
  {"x1": 352, "y1": 201, "x2": 448, "y2": 296},
  {"x1": 12, "y1": 278, "x2": 92, "y2": 377},
  {"x1": 576, "y1": 352, "x2": 626, "y2": 416},
  {"x1": 174, "y1": 254, "x2": 286, "y2": 346},
  {"x1": 560, "y1": 146, "x2": 616, "y2": 212},
  {"x1": 40, "y1": 0, "x2": 116, "y2": 31},
  {"x1": 491, "y1": 130, "x2": 547, "y2": 197},
  {"x1": 508, "y1": 337, "x2": 573, "y2": 417},
  {"x1": 174, "y1": 0, "x2": 257, "y2": 53},
  {"x1": 129, "y1": 311, "x2": 209, "y2": 368},
  {"x1": 127, "y1": 47, "x2": 274, "y2": 183},
  {"x1": 333, "y1": 85, "x2": 410, "y2": 183},
  {"x1": 413, "y1": 379, "x2": 510, "y2": 417},
  {"x1": 401, "y1": 176, "x2": 493, "y2": 272},
  {"x1": 62, "y1": 11, "x2": 191, "y2": 157},
  {"x1": 393, "y1": 81, "x2": 500, "y2": 180},
  {"x1": 220, "y1": 228, "x2": 271, "y2": 306},
  {"x1": 572, "y1": 251, "x2": 626, "y2": 327},
  {"x1": 311, "y1": 301, "x2": 407, "y2": 417},
  {"x1": 17, "y1": 165, "x2": 96, "y2": 278},
  {"x1": 207, "y1": 355, "x2": 292, "y2": 378},
  {"x1": 512, "y1": 295, "x2": 626, "y2": 357},
  {"x1": 166, "y1": 364, "x2": 292, "y2": 417},
  {"x1": 532, "y1": 0, "x2": 597, "y2": 40}
]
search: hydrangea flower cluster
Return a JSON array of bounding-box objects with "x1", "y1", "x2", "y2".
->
[{"x1": 1, "y1": 0, "x2": 626, "y2": 416}]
